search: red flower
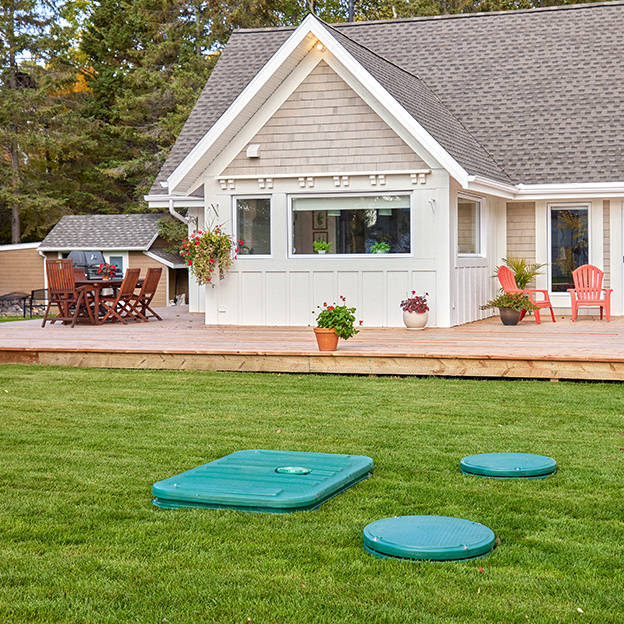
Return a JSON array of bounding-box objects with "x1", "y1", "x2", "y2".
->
[
  {"x1": 411, "y1": 290, "x2": 416, "y2": 295},
  {"x1": 328, "y1": 306, "x2": 334, "y2": 310},
  {"x1": 359, "y1": 320, "x2": 363, "y2": 325},
  {"x1": 239, "y1": 239, "x2": 244, "y2": 245},
  {"x1": 209, "y1": 258, "x2": 215, "y2": 264},
  {"x1": 340, "y1": 295, "x2": 345, "y2": 301},
  {"x1": 323, "y1": 302, "x2": 327, "y2": 307},
  {"x1": 187, "y1": 260, "x2": 192, "y2": 266}
]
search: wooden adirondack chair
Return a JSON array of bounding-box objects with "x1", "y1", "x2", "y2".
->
[
  {"x1": 497, "y1": 265, "x2": 556, "y2": 324},
  {"x1": 568, "y1": 264, "x2": 612, "y2": 321},
  {"x1": 42, "y1": 259, "x2": 95, "y2": 327}
]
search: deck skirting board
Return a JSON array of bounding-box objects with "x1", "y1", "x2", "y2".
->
[{"x1": 0, "y1": 348, "x2": 622, "y2": 381}]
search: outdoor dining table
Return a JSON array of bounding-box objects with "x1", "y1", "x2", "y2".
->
[{"x1": 75, "y1": 278, "x2": 143, "y2": 325}]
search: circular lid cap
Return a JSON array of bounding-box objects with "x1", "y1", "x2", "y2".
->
[
  {"x1": 274, "y1": 466, "x2": 311, "y2": 475},
  {"x1": 460, "y1": 452, "x2": 557, "y2": 478},
  {"x1": 363, "y1": 515, "x2": 495, "y2": 561}
]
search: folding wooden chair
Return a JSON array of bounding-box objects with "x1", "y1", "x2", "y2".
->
[
  {"x1": 42, "y1": 259, "x2": 95, "y2": 327},
  {"x1": 99, "y1": 268, "x2": 140, "y2": 324},
  {"x1": 73, "y1": 267, "x2": 87, "y2": 281},
  {"x1": 126, "y1": 267, "x2": 163, "y2": 322}
]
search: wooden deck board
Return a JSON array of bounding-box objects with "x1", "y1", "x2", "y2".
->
[{"x1": 1, "y1": 307, "x2": 624, "y2": 379}]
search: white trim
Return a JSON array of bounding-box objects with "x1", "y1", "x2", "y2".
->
[
  {"x1": 219, "y1": 169, "x2": 432, "y2": 181},
  {"x1": 143, "y1": 194, "x2": 205, "y2": 208},
  {"x1": 287, "y1": 190, "x2": 414, "y2": 258},
  {"x1": 456, "y1": 192, "x2": 486, "y2": 259},
  {"x1": 547, "y1": 202, "x2": 591, "y2": 294},
  {"x1": 232, "y1": 195, "x2": 273, "y2": 258},
  {"x1": 467, "y1": 175, "x2": 624, "y2": 200},
  {"x1": 143, "y1": 251, "x2": 186, "y2": 269},
  {"x1": 0, "y1": 242, "x2": 41, "y2": 251},
  {"x1": 166, "y1": 15, "x2": 470, "y2": 194},
  {"x1": 39, "y1": 246, "x2": 152, "y2": 252}
]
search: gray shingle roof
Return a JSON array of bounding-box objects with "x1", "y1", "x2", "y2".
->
[
  {"x1": 151, "y1": 1, "x2": 624, "y2": 190},
  {"x1": 146, "y1": 248, "x2": 187, "y2": 268},
  {"x1": 39, "y1": 214, "x2": 163, "y2": 250}
]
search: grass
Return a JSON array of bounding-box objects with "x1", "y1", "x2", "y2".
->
[
  {"x1": 0, "y1": 365, "x2": 622, "y2": 623},
  {"x1": 0, "y1": 315, "x2": 46, "y2": 322}
]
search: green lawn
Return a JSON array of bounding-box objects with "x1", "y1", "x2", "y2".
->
[{"x1": 1, "y1": 366, "x2": 622, "y2": 623}]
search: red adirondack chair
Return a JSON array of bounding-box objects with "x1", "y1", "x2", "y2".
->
[
  {"x1": 568, "y1": 264, "x2": 612, "y2": 322},
  {"x1": 497, "y1": 265, "x2": 556, "y2": 324}
]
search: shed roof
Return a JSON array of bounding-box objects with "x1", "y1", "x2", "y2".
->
[
  {"x1": 151, "y1": 1, "x2": 624, "y2": 192},
  {"x1": 39, "y1": 214, "x2": 163, "y2": 251}
]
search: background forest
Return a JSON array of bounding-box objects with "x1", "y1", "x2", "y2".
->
[{"x1": 0, "y1": 0, "x2": 601, "y2": 244}]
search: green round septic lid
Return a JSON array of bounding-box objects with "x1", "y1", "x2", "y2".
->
[
  {"x1": 363, "y1": 515, "x2": 495, "y2": 561},
  {"x1": 275, "y1": 466, "x2": 311, "y2": 475},
  {"x1": 460, "y1": 452, "x2": 557, "y2": 478}
]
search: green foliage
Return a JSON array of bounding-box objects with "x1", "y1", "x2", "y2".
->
[
  {"x1": 313, "y1": 239, "x2": 332, "y2": 252},
  {"x1": 500, "y1": 256, "x2": 546, "y2": 289},
  {"x1": 179, "y1": 226, "x2": 237, "y2": 286},
  {"x1": 370, "y1": 241, "x2": 390, "y2": 253},
  {"x1": 1, "y1": 366, "x2": 623, "y2": 622},
  {"x1": 481, "y1": 292, "x2": 538, "y2": 312},
  {"x1": 314, "y1": 296, "x2": 360, "y2": 339},
  {"x1": 158, "y1": 216, "x2": 188, "y2": 253}
]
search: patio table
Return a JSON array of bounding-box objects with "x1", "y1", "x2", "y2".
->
[{"x1": 76, "y1": 278, "x2": 143, "y2": 325}]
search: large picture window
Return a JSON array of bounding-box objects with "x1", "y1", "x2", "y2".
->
[
  {"x1": 291, "y1": 195, "x2": 410, "y2": 255},
  {"x1": 236, "y1": 197, "x2": 271, "y2": 255},
  {"x1": 457, "y1": 196, "x2": 481, "y2": 255},
  {"x1": 550, "y1": 205, "x2": 589, "y2": 292}
]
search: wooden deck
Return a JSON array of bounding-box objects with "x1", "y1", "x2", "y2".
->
[{"x1": 1, "y1": 306, "x2": 624, "y2": 380}]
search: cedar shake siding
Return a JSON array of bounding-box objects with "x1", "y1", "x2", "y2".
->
[
  {"x1": 128, "y1": 252, "x2": 169, "y2": 308},
  {"x1": 506, "y1": 202, "x2": 536, "y2": 288},
  {"x1": 506, "y1": 202, "x2": 536, "y2": 262},
  {"x1": 0, "y1": 247, "x2": 45, "y2": 294},
  {"x1": 603, "y1": 200, "x2": 610, "y2": 287},
  {"x1": 221, "y1": 61, "x2": 427, "y2": 176}
]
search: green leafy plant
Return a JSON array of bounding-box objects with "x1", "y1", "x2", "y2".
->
[
  {"x1": 370, "y1": 241, "x2": 390, "y2": 254},
  {"x1": 314, "y1": 296, "x2": 361, "y2": 340},
  {"x1": 498, "y1": 256, "x2": 546, "y2": 289},
  {"x1": 481, "y1": 292, "x2": 538, "y2": 313},
  {"x1": 313, "y1": 240, "x2": 331, "y2": 253},
  {"x1": 179, "y1": 227, "x2": 241, "y2": 287},
  {"x1": 158, "y1": 217, "x2": 188, "y2": 254}
]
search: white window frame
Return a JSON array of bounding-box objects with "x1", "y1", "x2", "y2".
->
[
  {"x1": 104, "y1": 251, "x2": 129, "y2": 273},
  {"x1": 456, "y1": 192, "x2": 485, "y2": 258},
  {"x1": 547, "y1": 202, "x2": 591, "y2": 295},
  {"x1": 232, "y1": 195, "x2": 273, "y2": 258},
  {"x1": 287, "y1": 191, "x2": 415, "y2": 258}
]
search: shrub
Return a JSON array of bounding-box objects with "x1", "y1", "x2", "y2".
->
[{"x1": 481, "y1": 292, "x2": 538, "y2": 313}]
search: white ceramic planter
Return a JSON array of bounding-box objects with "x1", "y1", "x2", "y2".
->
[
  {"x1": 316, "y1": 250, "x2": 326, "y2": 255},
  {"x1": 403, "y1": 310, "x2": 428, "y2": 330}
]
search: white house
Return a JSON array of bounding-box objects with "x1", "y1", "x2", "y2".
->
[{"x1": 146, "y1": 2, "x2": 624, "y2": 327}]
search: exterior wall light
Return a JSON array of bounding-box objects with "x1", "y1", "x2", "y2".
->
[{"x1": 315, "y1": 42, "x2": 324, "y2": 51}]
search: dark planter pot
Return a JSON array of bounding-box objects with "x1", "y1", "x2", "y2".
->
[{"x1": 499, "y1": 307, "x2": 523, "y2": 326}]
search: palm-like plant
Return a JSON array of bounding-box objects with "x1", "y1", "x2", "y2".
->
[{"x1": 500, "y1": 256, "x2": 546, "y2": 289}]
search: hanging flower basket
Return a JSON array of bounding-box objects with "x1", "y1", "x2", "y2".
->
[{"x1": 179, "y1": 227, "x2": 242, "y2": 287}]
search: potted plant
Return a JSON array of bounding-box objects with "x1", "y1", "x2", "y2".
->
[
  {"x1": 313, "y1": 296, "x2": 361, "y2": 351},
  {"x1": 313, "y1": 240, "x2": 332, "y2": 255},
  {"x1": 400, "y1": 291, "x2": 429, "y2": 329},
  {"x1": 481, "y1": 292, "x2": 538, "y2": 326},
  {"x1": 179, "y1": 227, "x2": 241, "y2": 287},
  {"x1": 498, "y1": 256, "x2": 546, "y2": 289},
  {"x1": 370, "y1": 241, "x2": 390, "y2": 254},
  {"x1": 97, "y1": 263, "x2": 117, "y2": 280}
]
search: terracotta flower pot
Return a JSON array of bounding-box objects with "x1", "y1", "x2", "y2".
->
[
  {"x1": 499, "y1": 307, "x2": 522, "y2": 326},
  {"x1": 403, "y1": 310, "x2": 428, "y2": 330},
  {"x1": 314, "y1": 327, "x2": 339, "y2": 351}
]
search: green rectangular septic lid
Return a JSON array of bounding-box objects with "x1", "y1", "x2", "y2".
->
[{"x1": 152, "y1": 449, "x2": 374, "y2": 513}]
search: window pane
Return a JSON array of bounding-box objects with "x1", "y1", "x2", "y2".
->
[
  {"x1": 457, "y1": 198, "x2": 480, "y2": 255},
  {"x1": 292, "y1": 195, "x2": 410, "y2": 255},
  {"x1": 550, "y1": 207, "x2": 588, "y2": 292},
  {"x1": 237, "y1": 198, "x2": 271, "y2": 255},
  {"x1": 108, "y1": 256, "x2": 123, "y2": 272}
]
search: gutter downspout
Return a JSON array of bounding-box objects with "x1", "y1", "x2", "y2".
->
[{"x1": 168, "y1": 198, "x2": 189, "y2": 224}]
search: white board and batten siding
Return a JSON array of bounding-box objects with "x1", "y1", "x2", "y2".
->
[{"x1": 449, "y1": 181, "x2": 503, "y2": 326}]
